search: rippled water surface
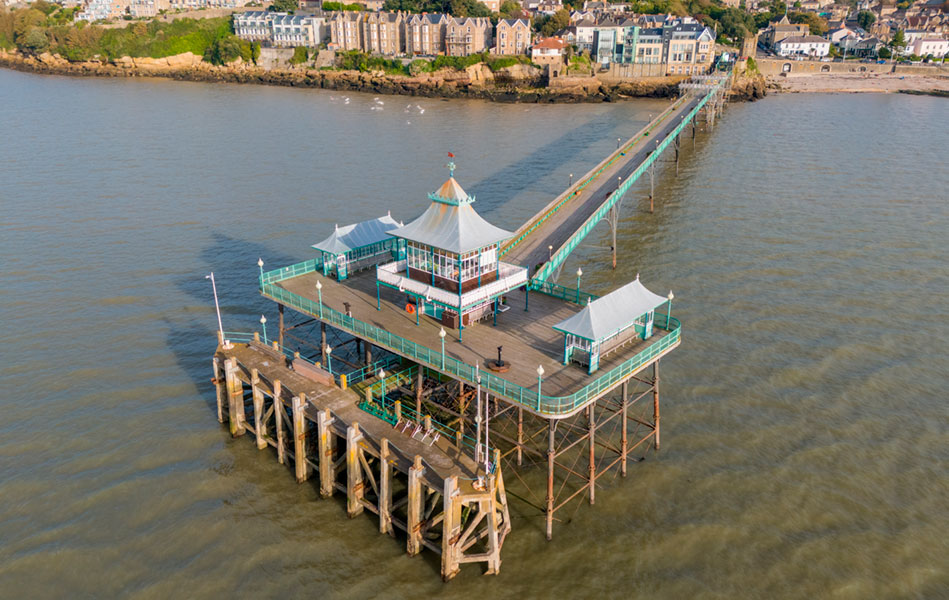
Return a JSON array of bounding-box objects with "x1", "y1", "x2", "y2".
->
[{"x1": 1, "y1": 69, "x2": 947, "y2": 598}]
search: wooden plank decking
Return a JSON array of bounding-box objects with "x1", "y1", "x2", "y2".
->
[{"x1": 275, "y1": 269, "x2": 670, "y2": 401}]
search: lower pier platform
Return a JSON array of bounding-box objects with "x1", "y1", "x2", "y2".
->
[{"x1": 212, "y1": 336, "x2": 511, "y2": 580}]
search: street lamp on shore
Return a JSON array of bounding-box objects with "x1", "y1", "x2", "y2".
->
[
  {"x1": 260, "y1": 314, "x2": 268, "y2": 345},
  {"x1": 439, "y1": 327, "x2": 447, "y2": 368}
]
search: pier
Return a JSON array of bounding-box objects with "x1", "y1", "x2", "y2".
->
[{"x1": 211, "y1": 73, "x2": 731, "y2": 580}]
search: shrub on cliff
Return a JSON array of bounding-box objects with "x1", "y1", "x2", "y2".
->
[
  {"x1": 19, "y1": 26, "x2": 48, "y2": 54},
  {"x1": 408, "y1": 59, "x2": 431, "y2": 76},
  {"x1": 204, "y1": 34, "x2": 252, "y2": 65},
  {"x1": 289, "y1": 45, "x2": 308, "y2": 65},
  {"x1": 431, "y1": 52, "x2": 484, "y2": 71},
  {"x1": 486, "y1": 55, "x2": 530, "y2": 72}
]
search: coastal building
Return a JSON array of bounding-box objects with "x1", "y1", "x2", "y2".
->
[
  {"x1": 329, "y1": 11, "x2": 365, "y2": 51},
  {"x1": 774, "y1": 34, "x2": 832, "y2": 57},
  {"x1": 363, "y1": 10, "x2": 404, "y2": 56},
  {"x1": 760, "y1": 15, "x2": 811, "y2": 48},
  {"x1": 445, "y1": 16, "x2": 493, "y2": 56},
  {"x1": 910, "y1": 36, "x2": 949, "y2": 57},
  {"x1": 375, "y1": 168, "x2": 528, "y2": 332},
  {"x1": 128, "y1": 0, "x2": 170, "y2": 18},
  {"x1": 405, "y1": 13, "x2": 449, "y2": 56},
  {"x1": 531, "y1": 36, "x2": 569, "y2": 72},
  {"x1": 312, "y1": 214, "x2": 405, "y2": 281},
  {"x1": 234, "y1": 11, "x2": 326, "y2": 47},
  {"x1": 479, "y1": 0, "x2": 500, "y2": 11},
  {"x1": 76, "y1": 0, "x2": 130, "y2": 21},
  {"x1": 495, "y1": 18, "x2": 532, "y2": 55}
]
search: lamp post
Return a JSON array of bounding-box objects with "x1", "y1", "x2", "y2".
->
[
  {"x1": 666, "y1": 291, "x2": 674, "y2": 328},
  {"x1": 204, "y1": 272, "x2": 224, "y2": 344},
  {"x1": 439, "y1": 327, "x2": 446, "y2": 369},
  {"x1": 260, "y1": 315, "x2": 268, "y2": 345},
  {"x1": 316, "y1": 279, "x2": 323, "y2": 318},
  {"x1": 569, "y1": 173, "x2": 574, "y2": 187},
  {"x1": 536, "y1": 364, "x2": 545, "y2": 403},
  {"x1": 617, "y1": 137, "x2": 621, "y2": 149},
  {"x1": 325, "y1": 345, "x2": 333, "y2": 374},
  {"x1": 257, "y1": 258, "x2": 264, "y2": 285},
  {"x1": 576, "y1": 267, "x2": 583, "y2": 302},
  {"x1": 548, "y1": 245, "x2": 553, "y2": 260}
]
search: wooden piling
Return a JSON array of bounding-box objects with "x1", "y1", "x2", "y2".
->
[
  {"x1": 251, "y1": 368, "x2": 267, "y2": 450},
  {"x1": 346, "y1": 422, "x2": 364, "y2": 517},
  {"x1": 293, "y1": 394, "x2": 308, "y2": 482},
  {"x1": 213, "y1": 356, "x2": 224, "y2": 424},
  {"x1": 379, "y1": 438, "x2": 394, "y2": 536},
  {"x1": 407, "y1": 455, "x2": 423, "y2": 556},
  {"x1": 441, "y1": 476, "x2": 461, "y2": 581},
  {"x1": 317, "y1": 408, "x2": 335, "y2": 497},
  {"x1": 225, "y1": 358, "x2": 245, "y2": 437},
  {"x1": 274, "y1": 379, "x2": 285, "y2": 464}
]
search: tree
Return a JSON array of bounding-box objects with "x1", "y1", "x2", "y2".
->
[
  {"x1": 877, "y1": 46, "x2": 891, "y2": 58},
  {"x1": 889, "y1": 28, "x2": 905, "y2": 55},
  {"x1": 536, "y1": 8, "x2": 569, "y2": 37},
  {"x1": 499, "y1": 0, "x2": 521, "y2": 18},
  {"x1": 856, "y1": 10, "x2": 875, "y2": 31},
  {"x1": 205, "y1": 35, "x2": 244, "y2": 64},
  {"x1": 268, "y1": 0, "x2": 297, "y2": 12},
  {"x1": 19, "y1": 25, "x2": 48, "y2": 53}
]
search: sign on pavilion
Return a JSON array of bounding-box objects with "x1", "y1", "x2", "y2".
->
[
  {"x1": 375, "y1": 167, "x2": 528, "y2": 335},
  {"x1": 553, "y1": 276, "x2": 674, "y2": 374},
  {"x1": 312, "y1": 214, "x2": 405, "y2": 281}
]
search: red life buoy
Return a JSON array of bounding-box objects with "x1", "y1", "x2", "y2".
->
[{"x1": 406, "y1": 303, "x2": 416, "y2": 314}]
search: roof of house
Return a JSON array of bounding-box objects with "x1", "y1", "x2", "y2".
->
[
  {"x1": 533, "y1": 36, "x2": 570, "y2": 49},
  {"x1": 778, "y1": 35, "x2": 831, "y2": 43},
  {"x1": 553, "y1": 276, "x2": 670, "y2": 342},
  {"x1": 386, "y1": 177, "x2": 513, "y2": 254},
  {"x1": 312, "y1": 214, "x2": 403, "y2": 255}
]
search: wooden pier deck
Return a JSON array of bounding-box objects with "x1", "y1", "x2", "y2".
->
[{"x1": 275, "y1": 269, "x2": 672, "y2": 413}]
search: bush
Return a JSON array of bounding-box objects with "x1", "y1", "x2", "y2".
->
[
  {"x1": 877, "y1": 47, "x2": 891, "y2": 59},
  {"x1": 20, "y1": 25, "x2": 48, "y2": 53},
  {"x1": 289, "y1": 45, "x2": 308, "y2": 64},
  {"x1": 204, "y1": 34, "x2": 251, "y2": 65},
  {"x1": 431, "y1": 52, "x2": 484, "y2": 71},
  {"x1": 408, "y1": 58, "x2": 430, "y2": 75}
]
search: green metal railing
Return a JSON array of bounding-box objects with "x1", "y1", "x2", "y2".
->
[
  {"x1": 358, "y1": 367, "x2": 496, "y2": 469},
  {"x1": 500, "y1": 96, "x2": 688, "y2": 259},
  {"x1": 346, "y1": 355, "x2": 403, "y2": 386},
  {"x1": 532, "y1": 79, "x2": 726, "y2": 284},
  {"x1": 260, "y1": 271, "x2": 680, "y2": 417},
  {"x1": 531, "y1": 279, "x2": 599, "y2": 306},
  {"x1": 261, "y1": 257, "x2": 323, "y2": 285}
]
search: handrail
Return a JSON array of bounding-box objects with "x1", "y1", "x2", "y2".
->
[
  {"x1": 260, "y1": 274, "x2": 680, "y2": 417},
  {"x1": 500, "y1": 95, "x2": 688, "y2": 259},
  {"x1": 532, "y1": 78, "x2": 725, "y2": 284}
]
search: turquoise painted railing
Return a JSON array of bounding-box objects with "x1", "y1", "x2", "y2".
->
[
  {"x1": 358, "y1": 372, "x2": 496, "y2": 470},
  {"x1": 261, "y1": 257, "x2": 323, "y2": 285},
  {"x1": 500, "y1": 95, "x2": 689, "y2": 258},
  {"x1": 531, "y1": 279, "x2": 599, "y2": 306},
  {"x1": 531, "y1": 78, "x2": 726, "y2": 284},
  {"x1": 346, "y1": 355, "x2": 403, "y2": 386},
  {"x1": 260, "y1": 277, "x2": 680, "y2": 416}
]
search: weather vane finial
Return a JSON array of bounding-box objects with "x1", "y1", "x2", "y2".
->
[{"x1": 447, "y1": 151, "x2": 456, "y2": 178}]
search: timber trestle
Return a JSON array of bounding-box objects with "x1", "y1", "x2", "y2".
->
[{"x1": 211, "y1": 336, "x2": 510, "y2": 580}]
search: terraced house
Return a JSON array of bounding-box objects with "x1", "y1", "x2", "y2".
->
[
  {"x1": 329, "y1": 11, "x2": 365, "y2": 51},
  {"x1": 445, "y1": 17, "x2": 493, "y2": 57},
  {"x1": 495, "y1": 18, "x2": 532, "y2": 55},
  {"x1": 363, "y1": 11, "x2": 404, "y2": 56},
  {"x1": 405, "y1": 13, "x2": 449, "y2": 56},
  {"x1": 233, "y1": 11, "x2": 325, "y2": 48}
]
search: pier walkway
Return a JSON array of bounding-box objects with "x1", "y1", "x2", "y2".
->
[{"x1": 503, "y1": 74, "x2": 729, "y2": 282}]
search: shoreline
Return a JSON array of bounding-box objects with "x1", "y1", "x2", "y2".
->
[
  {"x1": 768, "y1": 72, "x2": 949, "y2": 96},
  {"x1": 0, "y1": 50, "x2": 693, "y2": 104}
]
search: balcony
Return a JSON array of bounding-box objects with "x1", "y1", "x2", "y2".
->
[{"x1": 376, "y1": 260, "x2": 528, "y2": 311}]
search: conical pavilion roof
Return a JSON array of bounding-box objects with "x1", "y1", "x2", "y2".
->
[{"x1": 387, "y1": 177, "x2": 512, "y2": 254}]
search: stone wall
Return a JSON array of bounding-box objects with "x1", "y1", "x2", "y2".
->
[{"x1": 757, "y1": 57, "x2": 949, "y2": 78}]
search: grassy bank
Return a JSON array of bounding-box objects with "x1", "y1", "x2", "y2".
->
[{"x1": 0, "y1": 4, "x2": 254, "y2": 64}]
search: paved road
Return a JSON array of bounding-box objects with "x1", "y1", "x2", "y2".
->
[{"x1": 505, "y1": 95, "x2": 702, "y2": 274}]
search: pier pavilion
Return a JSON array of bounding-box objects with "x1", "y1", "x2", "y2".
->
[
  {"x1": 375, "y1": 170, "x2": 528, "y2": 337},
  {"x1": 312, "y1": 213, "x2": 404, "y2": 281}
]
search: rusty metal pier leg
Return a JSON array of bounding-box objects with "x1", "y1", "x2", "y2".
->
[
  {"x1": 320, "y1": 322, "x2": 327, "y2": 365},
  {"x1": 415, "y1": 365, "x2": 423, "y2": 416},
  {"x1": 516, "y1": 408, "x2": 523, "y2": 467},
  {"x1": 621, "y1": 380, "x2": 628, "y2": 476},
  {"x1": 653, "y1": 360, "x2": 661, "y2": 451},
  {"x1": 545, "y1": 418, "x2": 556, "y2": 541},
  {"x1": 588, "y1": 404, "x2": 595, "y2": 505},
  {"x1": 648, "y1": 163, "x2": 656, "y2": 213}
]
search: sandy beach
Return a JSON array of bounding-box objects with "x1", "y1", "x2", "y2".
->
[{"x1": 774, "y1": 72, "x2": 949, "y2": 94}]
